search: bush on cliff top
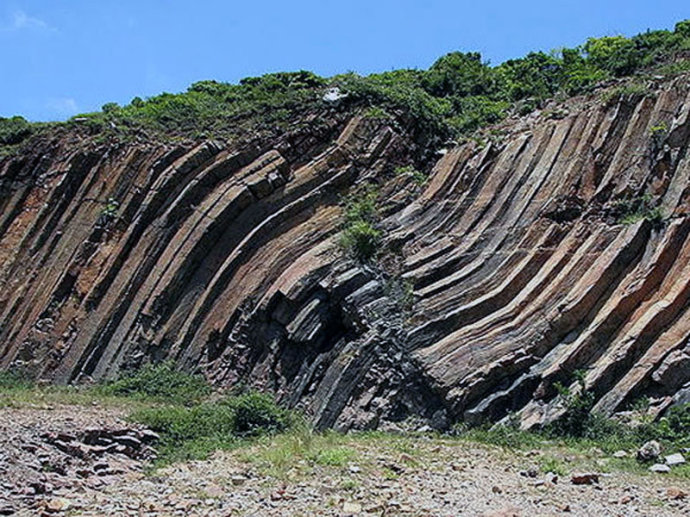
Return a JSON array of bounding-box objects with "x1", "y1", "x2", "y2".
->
[{"x1": 4, "y1": 20, "x2": 690, "y2": 151}]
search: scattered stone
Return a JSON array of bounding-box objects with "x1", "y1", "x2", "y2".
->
[
  {"x1": 348, "y1": 465, "x2": 361, "y2": 473},
  {"x1": 343, "y1": 501, "x2": 362, "y2": 514},
  {"x1": 230, "y1": 475, "x2": 246, "y2": 486},
  {"x1": 649, "y1": 464, "x2": 671, "y2": 473},
  {"x1": 45, "y1": 498, "x2": 71, "y2": 513},
  {"x1": 570, "y1": 473, "x2": 599, "y2": 485},
  {"x1": 666, "y1": 487, "x2": 687, "y2": 500},
  {"x1": 520, "y1": 468, "x2": 538, "y2": 478},
  {"x1": 492, "y1": 485, "x2": 503, "y2": 494},
  {"x1": 612, "y1": 450, "x2": 627, "y2": 458},
  {"x1": 637, "y1": 440, "x2": 661, "y2": 462},
  {"x1": 618, "y1": 495, "x2": 633, "y2": 504},
  {"x1": 664, "y1": 453, "x2": 685, "y2": 466}
]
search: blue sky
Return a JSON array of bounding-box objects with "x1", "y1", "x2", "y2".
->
[{"x1": 1, "y1": 1, "x2": 688, "y2": 121}]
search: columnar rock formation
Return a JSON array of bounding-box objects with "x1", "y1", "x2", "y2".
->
[{"x1": 1, "y1": 76, "x2": 690, "y2": 430}]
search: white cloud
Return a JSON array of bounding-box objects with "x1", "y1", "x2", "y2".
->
[
  {"x1": 13, "y1": 10, "x2": 47, "y2": 29},
  {"x1": 47, "y1": 98, "x2": 79, "y2": 117},
  {"x1": 1, "y1": 9, "x2": 52, "y2": 32}
]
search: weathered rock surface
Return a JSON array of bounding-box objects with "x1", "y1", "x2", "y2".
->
[{"x1": 2, "y1": 76, "x2": 690, "y2": 430}]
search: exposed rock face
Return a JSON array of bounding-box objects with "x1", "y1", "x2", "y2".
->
[{"x1": 1, "y1": 76, "x2": 690, "y2": 430}]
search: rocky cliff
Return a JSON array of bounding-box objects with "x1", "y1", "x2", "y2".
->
[{"x1": 1, "y1": 75, "x2": 690, "y2": 431}]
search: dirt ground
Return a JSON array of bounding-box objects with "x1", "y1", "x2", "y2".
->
[{"x1": 0, "y1": 404, "x2": 688, "y2": 516}]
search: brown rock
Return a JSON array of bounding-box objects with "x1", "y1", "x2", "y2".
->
[
  {"x1": 570, "y1": 473, "x2": 599, "y2": 485},
  {"x1": 666, "y1": 487, "x2": 688, "y2": 500}
]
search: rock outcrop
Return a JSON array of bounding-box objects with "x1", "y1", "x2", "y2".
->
[{"x1": 2, "y1": 75, "x2": 690, "y2": 430}]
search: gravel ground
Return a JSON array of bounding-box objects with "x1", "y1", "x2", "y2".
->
[{"x1": 0, "y1": 405, "x2": 688, "y2": 516}]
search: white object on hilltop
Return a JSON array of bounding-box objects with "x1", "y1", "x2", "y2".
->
[{"x1": 323, "y1": 87, "x2": 348, "y2": 103}]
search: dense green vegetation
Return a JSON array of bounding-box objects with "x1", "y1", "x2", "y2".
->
[
  {"x1": 131, "y1": 391, "x2": 293, "y2": 465},
  {"x1": 2, "y1": 20, "x2": 689, "y2": 155},
  {"x1": 98, "y1": 361, "x2": 211, "y2": 404},
  {"x1": 339, "y1": 186, "x2": 382, "y2": 261},
  {"x1": 98, "y1": 363, "x2": 294, "y2": 464}
]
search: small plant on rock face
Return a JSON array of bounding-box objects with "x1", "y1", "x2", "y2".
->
[
  {"x1": 340, "y1": 186, "x2": 382, "y2": 261},
  {"x1": 649, "y1": 121, "x2": 668, "y2": 152},
  {"x1": 340, "y1": 220, "x2": 381, "y2": 261},
  {"x1": 395, "y1": 165, "x2": 427, "y2": 186},
  {"x1": 614, "y1": 194, "x2": 664, "y2": 226},
  {"x1": 343, "y1": 187, "x2": 379, "y2": 224},
  {"x1": 601, "y1": 82, "x2": 650, "y2": 106},
  {"x1": 98, "y1": 197, "x2": 120, "y2": 225}
]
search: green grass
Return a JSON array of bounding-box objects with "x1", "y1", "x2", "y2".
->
[
  {"x1": 538, "y1": 455, "x2": 569, "y2": 476},
  {"x1": 98, "y1": 361, "x2": 211, "y2": 404},
  {"x1": 310, "y1": 446, "x2": 356, "y2": 466},
  {"x1": 129, "y1": 391, "x2": 293, "y2": 466}
]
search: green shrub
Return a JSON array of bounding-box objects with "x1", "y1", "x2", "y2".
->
[
  {"x1": 343, "y1": 187, "x2": 379, "y2": 224},
  {"x1": 340, "y1": 220, "x2": 381, "y2": 261},
  {"x1": 223, "y1": 391, "x2": 292, "y2": 436},
  {"x1": 615, "y1": 195, "x2": 664, "y2": 225},
  {"x1": 130, "y1": 402, "x2": 238, "y2": 463},
  {"x1": 0, "y1": 116, "x2": 32, "y2": 145},
  {"x1": 0, "y1": 370, "x2": 34, "y2": 391},
  {"x1": 656, "y1": 404, "x2": 690, "y2": 441},
  {"x1": 99, "y1": 362, "x2": 211, "y2": 404},
  {"x1": 130, "y1": 391, "x2": 292, "y2": 464},
  {"x1": 364, "y1": 106, "x2": 390, "y2": 120}
]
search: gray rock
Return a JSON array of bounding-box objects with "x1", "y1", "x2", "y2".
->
[
  {"x1": 230, "y1": 475, "x2": 246, "y2": 486},
  {"x1": 649, "y1": 464, "x2": 671, "y2": 473},
  {"x1": 664, "y1": 453, "x2": 686, "y2": 466},
  {"x1": 637, "y1": 440, "x2": 661, "y2": 462}
]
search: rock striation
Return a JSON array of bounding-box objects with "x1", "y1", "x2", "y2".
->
[{"x1": 2, "y1": 75, "x2": 690, "y2": 430}]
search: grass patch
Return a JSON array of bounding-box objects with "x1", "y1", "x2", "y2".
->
[
  {"x1": 130, "y1": 391, "x2": 292, "y2": 466},
  {"x1": 310, "y1": 446, "x2": 356, "y2": 466},
  {"x1": 539, "y1": 455, "x2": 569, "y2": 476},
  {"x1": 98, "y1": 361, "x2": 211, "y2": 404}
]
